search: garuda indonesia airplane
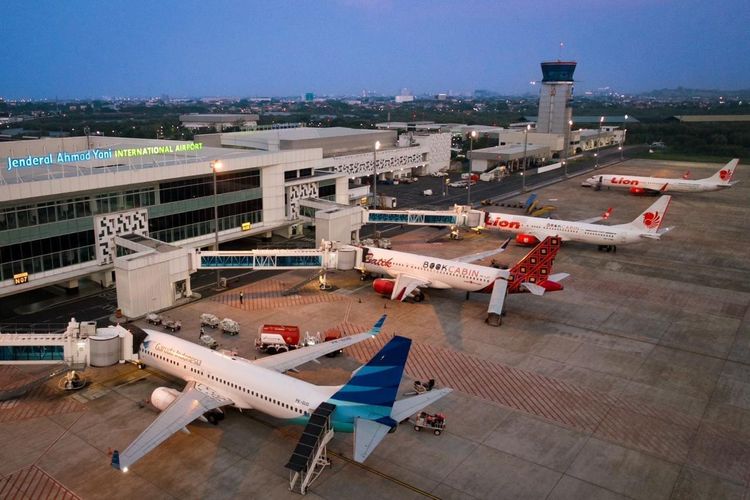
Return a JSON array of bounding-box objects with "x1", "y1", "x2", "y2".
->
[{"x1": 112, "y1": 315, "x2": 450, "y2": 472}]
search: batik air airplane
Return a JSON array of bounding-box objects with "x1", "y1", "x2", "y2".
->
[
  {"x1": 360, "y1": 236, "x2": 567, "y2": 319},
  {"x1": 484, "y1": 196, "x2": 672, "y2": 252},
  {"x1": 582, "y1": 159, "x2": 739, "y2": 195},
  {"x1": 111, "y1": 315, "x2": 452, "y2": 472}
]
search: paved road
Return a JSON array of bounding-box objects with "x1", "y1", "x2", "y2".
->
[{"x1": 0, "y1": 145, "x2": 638, "y2": 328}]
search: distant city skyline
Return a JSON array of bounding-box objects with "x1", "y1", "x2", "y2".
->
[{"x1": 2, "y1": 0, "x2": 749, "y2": 100}]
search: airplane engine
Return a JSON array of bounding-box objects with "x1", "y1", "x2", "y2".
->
[
  {"x1": 516, "y1": 234, "x2": 539, "y2": 246},
  {"x1": 151, "y1": 387, "x2": 181, "y2": 411},
  {"x1": 150, "y1": 387, "x2": 224, "y2": 424},
  {"x1": 372, "y1": 278, "x2": 395, "y2": 297}
]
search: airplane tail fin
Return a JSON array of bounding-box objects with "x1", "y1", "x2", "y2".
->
[
  {"x1": 705, "y1": 159, "x2": 739, "y2": 185},
  {"x1": 626, "y1": 195, "x2": 671, "y2": 233},
  {"x1": 330, "y1": 336, "x2": 412, "y2": 462},
  {"x1": 506, "y1": 236, "x2": 562, "y2": 293},
  {"x1": 330, "y1": 335, "x2": 411, "y2": 419}
]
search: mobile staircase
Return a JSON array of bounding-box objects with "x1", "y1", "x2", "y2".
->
[{"x1": 285, "y1": 402, "x2": 336, "y2": 495}]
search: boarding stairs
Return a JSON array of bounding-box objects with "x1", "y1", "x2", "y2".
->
[{"x1": 285, "y1": 402, "x2": 336, "y2": 495}]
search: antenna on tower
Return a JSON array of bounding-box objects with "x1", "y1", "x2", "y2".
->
[{"x1": 558, "y1": 42, "x2": 564, "y2": 61}]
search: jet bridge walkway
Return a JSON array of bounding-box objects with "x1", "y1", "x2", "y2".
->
[
  {"x1": 364, "y1": 206, "x2": 483, "y2": 228},
  {"x1": 193, "y1": 244, "x2": 361, "y2": 272},
  {"x1": 285, "y1": 402, "x2": 336, "y2": 495}
]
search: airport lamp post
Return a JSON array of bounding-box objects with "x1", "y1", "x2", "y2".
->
[
  {"x1": 467, "y1": 130, "x2": 477, "y2": 205},
  {"x1": 595, "y1": 116, "x2": 604, "y2": 169},
  {"x1": 620, "y1": 114, "x2": 628, "y2": 161},
  {"x1": 211, "y1": 160, "x2": 223, "y2": 290},
  {"x1": 522, "y1": 124, "x2": 530, "y2": 193},
  {"x1": 564, "y1": 119, "x2": 573, "y2": 177},
  {"x1": 372, "y1": 140, "x2": 381, "y2": 208}
]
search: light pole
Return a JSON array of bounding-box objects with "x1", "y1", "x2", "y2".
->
[
  {"x1": 372, "y1": 140, "x2": 381, "y2": 208},
  {"x1": 522, "y1": 124, "x2": 530, "y2": 193},
  {"x1": 564, "y1": 119, "x2": 572, "y2": 177},
  {"x1": 620, "y1": 114, "x2": 628, "y2": 161},
  {"x1": 211, "y1": 160, "x2": 223, "y2": 289},
  {"x1": 467, "y1": 130, "x2": 477, "y2": 205},
  {"x1": 595, "y1": 116, "x2": 604, "y2": 168}
]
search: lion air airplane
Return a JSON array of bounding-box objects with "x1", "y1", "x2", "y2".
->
[
  {"x1": 582, "y1": 159, "x2": 739, "y2": 195},
  {"x1": 483, "y1": 195, "x2": 672, "y2": 252},
  {"x1": 360, "y1": 236, "x2": 567, "y2": 320},
  {"x1": 111, "y1": 315, "x2": 451, "y2": 472}
]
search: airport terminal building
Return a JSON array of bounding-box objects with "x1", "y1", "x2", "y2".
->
[{"x1": 0, "y1": 127, "x2": 450, "y2": 300}]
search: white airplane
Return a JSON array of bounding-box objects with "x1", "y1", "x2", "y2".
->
[
  {"x1": 360, "y1": 236, "x2": 567, "y2": 322},
  {"x1": 582, "y1": 159, "x2": 739, "y2": 194},
  {"x1": 111, "y1": 315, "x2": 452, "y2": 472},
  {"x1": 483, "y1": 195, "x2": 672, "y2": 252}
]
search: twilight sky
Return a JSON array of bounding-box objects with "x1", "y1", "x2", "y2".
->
[{"x1": 2, "y1": 0, "x2": 749, "y2": 99}]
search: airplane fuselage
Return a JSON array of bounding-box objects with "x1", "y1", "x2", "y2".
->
[
  {"x1": 362, "y1": 246, "x2": 505, "y2": 292},
  {"x1": 139, "y1": 331, "x2": 354, "y2": 428},
  {"x1": 587, "y1": 174, "x2": 729, "y2": 193},
  {"x1": 484, "y1": 213, "x2": 647, "y2": 245}
]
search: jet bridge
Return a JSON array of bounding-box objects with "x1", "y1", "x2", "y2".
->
[
  {"x1": 364, "y1": 205, "x2": 484, "y2": 229},
  {"x1": 193, "y1": 242, "x2": 362, "y2": 273}
]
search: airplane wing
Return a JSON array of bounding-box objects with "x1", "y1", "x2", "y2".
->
[
  {"x1": 548, "y1": 272, "x2": 570, "y2": 282},
  {"x1": 353, "y1": 418, "x2": 392, "y2": 462},
  {"x1": 640, "y1": 226, "x2": 674, "y2": 240},
  {"x1": 521, "y1": 282, "x2": 546, "y2": 296},
  {"x1": 487, "y1": 277, "x2": 508, "y2": 316},
  {"x1": 390, "y1": 388, "x2": 453, "y2": 423},
  {"x1": 112, "y1": 381, "x2": 233, "y2": 472},
  {"x1": 576, "y1": 208, "x2": 612, "y2": 225},
  {"x1": 391, "y1": 273, "x2": 431, "y2": 301},
  {"x1": 253, "y1": 315, "x2": 387, "y2": 373},
  {"x1": 453, "y1": 238, "x2": 511, "y2": 263},
  {"x1": 353, "y1": 388, "x2": 453, "y2": 462}
]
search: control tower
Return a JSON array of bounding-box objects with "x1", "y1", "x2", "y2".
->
[{"x1": 536, "y1": 61, "x2": 576, "y2": 152}]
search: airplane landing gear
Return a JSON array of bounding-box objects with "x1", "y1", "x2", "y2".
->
[
  {"x1": 206, "y1": 410, "x2": 225, "y2": 425},
  {"x1": 597, "y1": 245, "x2": 617, "y2": 253},
  {"x1": 412, "y1": 291, "x2": 425, "y2": 303}
]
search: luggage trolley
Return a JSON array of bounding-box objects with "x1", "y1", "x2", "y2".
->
[{"x1": 412, "y1": 411, "x2": 446, "y2": 436}]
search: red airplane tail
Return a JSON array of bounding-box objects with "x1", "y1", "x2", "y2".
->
[{"x1": 506, "y1": 236, "x2": 562, "y2": 293}]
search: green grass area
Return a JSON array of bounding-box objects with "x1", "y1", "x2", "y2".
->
[{"x1": 628, "y1": 150, "x2": 734, "y2": 163}]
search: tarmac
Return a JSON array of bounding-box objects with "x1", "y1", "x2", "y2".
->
[{"x1": 1, "y1": 157, "x2": 749, "y2": 499}]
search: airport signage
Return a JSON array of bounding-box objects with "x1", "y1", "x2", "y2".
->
[
  {"x1": 6, "y1": 142, "x2": 204, "y2": 172},
  {"x1": 241, "y1": 222, "x2": 252, "y2": 231},
  {"x1": 13, "y1": 272, "x2": 29, "y2": 285}
]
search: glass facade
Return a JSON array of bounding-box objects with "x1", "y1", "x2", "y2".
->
[
  {"x1": 160, "y1": 170, "x2": 260, "y2": 203},
  {"x1": 0, "y1": 345, "x2": 64, "y2": 361},
  {"x1": 0, "y1": 189, "x2": 155, "y2": 231},
  {"x1": 0, "y1": 230, "x2": 96, "y2": 282},
  {"x1": 0, "y1": 167, "x2": 265, "y2": 281},
  {"x1": 149, "y1": 199, "x2": 263, "y2": 243},
  {"x1": 319, "y1": 183, "x2": 336, "y2": 200}
]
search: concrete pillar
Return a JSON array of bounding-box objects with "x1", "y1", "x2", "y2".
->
[
  {"x1": 92, "y1": 270, "x2": 114, "y2": 288},
  {"x1": 63, "y1": 279, "x2": 79, "y2": 294}
]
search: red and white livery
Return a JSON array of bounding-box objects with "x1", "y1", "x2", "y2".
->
[
  {"x1": 484, "y1": 196, "x2": 672, "y2": 251},
  {"x1": 583, "y1": 159, "x2": 739, "y2": 195},
  {"x1": 361, "y1": 237, "x2": 567, "y2": 323}
]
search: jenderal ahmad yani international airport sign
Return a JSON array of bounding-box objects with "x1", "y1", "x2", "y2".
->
[{"x1": 6, "y1": 142, "x2": 204, "y2": 172}]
